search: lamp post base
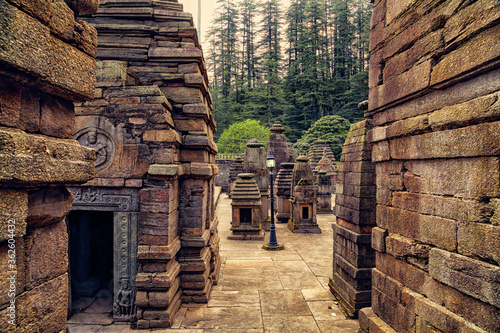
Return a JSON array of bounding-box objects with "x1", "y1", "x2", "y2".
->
[{"x1": 262, "y1": 244, "x2": 285, "y2": 251}]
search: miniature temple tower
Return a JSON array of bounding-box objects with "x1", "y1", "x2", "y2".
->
[
  {"x1": 274, "y1": 162, "x2": 295, "y2": 223},
  {"x1": 243, "y1": 139, "x2": 269, "y2": 225},
  {"x1": 267, "y1": 121, "x2": 291, "y2": 176},
  {"x1": 288, "y1": 156, "x2": 321, "y2": 233},
  {"x1": 315, "y1": 149, "x2": 337, "y2": 213},
  {"x1": 229, "y1": 173, "x2": 265, "y2": 240}
]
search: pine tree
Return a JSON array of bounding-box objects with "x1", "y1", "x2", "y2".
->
[
  {"x1": 207, "y1": 0, "x2": 240, "y2": 131},
  {"x1": 256, "y1": 0, "x2": 289, "y2": 126}
]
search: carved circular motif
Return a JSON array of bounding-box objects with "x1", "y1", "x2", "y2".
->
[{"x1": 75, "y1": 127, "x2": 115, "y2": 171}]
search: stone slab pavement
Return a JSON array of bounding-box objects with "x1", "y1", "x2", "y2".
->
[{"x1": 67, "y1": 191, "x2": 359, "y2": 333}]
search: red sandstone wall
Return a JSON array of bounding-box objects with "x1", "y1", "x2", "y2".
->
[
  {"x1": 0, "y1": 0, "x2": 98, "y2": 331},
  {"x1": 361, "y1": 0, "x2": 500, "y2": 332}
]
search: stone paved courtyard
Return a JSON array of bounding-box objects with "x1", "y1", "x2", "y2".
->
[{"x1": 67, "y1": 191, "x2": 359, "y2": 333}]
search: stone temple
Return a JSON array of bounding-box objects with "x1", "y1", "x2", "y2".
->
[{"x1": 1, "y1": 0, "x2": 499, "y2": 332}]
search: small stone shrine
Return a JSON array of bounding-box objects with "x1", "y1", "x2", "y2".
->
[
  {"x1": 307, "y1": 139, "x2": 336, "y2": 171},
  {"x1": 288, "y1": 156, "x2": 321, "y2": 233},
  {"x1": 274, "y1": 162, "x2": 295, "y2": 223},
  {"x1": 228, "y1": 157, "x2": 244, "y2": 197},
  {"x1": 228, "y1": 173, "x2": 265, "y2": 240},
  {"x1": 243, "y1": 139, "x2": 270, "y2": 227},
  {"x1": 330, "y1": 118, "x2": 376, "y2": 318},
  {"x1": 315, "y1": 150, "x2": 337, "y2": 213},
  {"x1": 71, "y1": 0, "x2": 220, "y2": 328},
  {"x1": 267, "y1": 121, "x2": 291, "y2": 176}
]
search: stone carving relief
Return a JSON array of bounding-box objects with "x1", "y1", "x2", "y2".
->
[
  {"x1": 70, "y1": 187, "x2": 133, "y2": 211},
  {"x1": 113, "y1": 212, "x2": 138, "y2": 322},
  {"x1": 75, "y1": 127, "x2": 115, "y2": 170}
]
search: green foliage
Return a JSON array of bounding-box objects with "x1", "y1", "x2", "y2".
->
[
  {"x1": 291, "y1": 115, "x2": 351, "y2": 159},
  {"x1": 217, "y1": 119, "x2": 270, "y2": 154},
  {"x1": 207, "y1": 0, "x2": 372, "y2": 137}
]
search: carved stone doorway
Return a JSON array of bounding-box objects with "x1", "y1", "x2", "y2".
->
[
  {"x1": 68, "y1": 211, "x2": 114, "y2": 321},
  {"x1": 67, "y1": 187, "x2": 139, "y2": 324}
]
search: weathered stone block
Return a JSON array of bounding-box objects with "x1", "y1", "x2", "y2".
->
[
  {"x1": 0, "y1": 3, "x2": 96, "y2": 101},
  {"x1": 371, "y1": 227, "x2": 387, "y2": 253},
  {"x1": 372, "y1": 286, "x2": 416, "y2": 332},
  {"x1": 0, "y1": 238, "x2": 26, "y2": 305},
  {"x1": 0, "y1": 190, "x2": 27, "y2": 242},
  {"x1": 143, "y1": 129, "x2": 181, "y2": 144},
  {"x1": 391, "y1": 192, "x2": 490, "y2": 224},
  {"x1": 0, "y1": 274, "x2": 68, "y2": 332},
  {"x1": 49, "y1": 0, "x2": 74, "y2": 42},
  {"x1": 65, "y1": 0, "x2": 99, "y2": 15},
  {"x1": 377, "y1": 205, "x2": 457, "y2": 251},
  {"x1": 27, "y1": 187, "x2": 73, "y2": 228},
  {"x1": 148, "y1": 47, "x2": 202, "y2": 61},
  {"x1": 431, "y1": 24, "x2": 500, "y2": 86},
  {"x1": 376, "y1": 252, "x2": 426, "y2": 294},
  {"x1": 369, "y1": 60, "x2": 432, "y2": 111},
  {"x1": 404, "y1": 287, "x2": 486, "y2": 333},
  {"x1": 457, "y1": 222, "x2": 500, "y2": 265},
  {"x1": 443, "y1": 0, "x2": 500, "y2": 48},
  {"x1": 420, "y1": 269, "x2": 500, "y2": 332},
  {"x1": 384, "y1": 31, "x2": 443, "y2": 80},
  {"x1": 0, "y1": 76, "x2": 40, "y2": 132},
  {"x1": 404, "y1": 157, "x2": 500, "y2": 199},
  {"x1": 161, "y1": 87, "x2": 204, "y2": 104},
  {"x1": 372, "y1": 67, "x2": 500, "y2": 126},
  {"x1": 25, "y1": 221, "x2": 68, "y2": 290},
  {"x1": 40, "y1": 93, "x2": 74, "y2": 139},
  {"x1": 73, "y1": 19, "x2": 98, "y2": 57},
  {"x1": 0, "y1": 127, "x2": 95, "y2": 185},
  {"x1": 390, "y1": 121, "x2": 500, "y2": 160},
  {"x1": 428, "y1": 91, "x2": 499, "y2": 132},
  {"x1": 96, "y1": 61, "x2": 127, "y2": 87},
  {"x1": 429, "y1": 248, "x2": 500, "y2": 308}
]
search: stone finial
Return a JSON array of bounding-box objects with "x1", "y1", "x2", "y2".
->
[
  {"x1": 270, "y1": 121, "x2": 286, "y2": 133},
  {"x1": 247, "y1": 138, "x2": 264, "y2": 148}
]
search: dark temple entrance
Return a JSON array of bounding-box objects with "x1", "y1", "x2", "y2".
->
[{"x1": 68, "y1": 211, "x2": 114, "y2": 320}]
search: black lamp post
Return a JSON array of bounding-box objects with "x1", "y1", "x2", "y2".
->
[{"x1": 263, "y1": 155, "x2": 284, "y2": 250}]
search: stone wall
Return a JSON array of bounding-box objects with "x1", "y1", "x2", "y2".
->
[
  {"x1": 330, "y1": 120, "x2": 376, "y2": 318},
  {"x1": 73, "y1": 0, "x2": 220, "y2": 328},
  {"x1": 360, "y1": 1, "x2": 500, "y2": 332},
  {"x1": 215, "y1": 159, "x2": 233, "y2": 192},
  {"x1": 0, "y1": 0, "x2": 98, "y2": 331}
]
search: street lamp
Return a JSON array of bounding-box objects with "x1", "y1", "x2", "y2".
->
[{"x1": 263, "y1": 155, "x2": 284, "y2": 251}]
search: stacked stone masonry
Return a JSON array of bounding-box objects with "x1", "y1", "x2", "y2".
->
[
  {"x1": 308, "y1": 139, "x2": 336, "y2": 171},
  {"x1": 315, "y1": 150, "x2": 337, "y2": 213},
  {"x1": 267, "y1": 121, "x2": 291, "y2": 176},
  {"x1": 360, "y1": 0, "x2": 500, "y2": 332},
  {"x1": 330, "y1": 120, "x2": 376, "y2": 318},
  {"x1": 0, "y1": 0, "x2": 98, "y2": 331},
  {"x1": 72, "y1": 0, "x2": 220, "y2": 329},
  {"x1": 275, "y1": 162, "x2": 295, "y2": 223},
  {"x1": 243, "y1": 140, "x2": 270, "y2": 229},
  {"x1": 228, "y1": 157, "x2": 244, "y2": 197}
]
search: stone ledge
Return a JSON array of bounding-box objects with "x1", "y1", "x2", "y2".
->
[
  {"x1": 148, "y1": 164, "x2": 182, "y2": 178},
  {"x1": 0, "y1": 3, "x2": 96, "y2": 102},
  {"x1": 0, "y1": 127, "x2": 95, "y2": 186},
  {"x1": 429, "y1": 248, "x2": 500, "y2": 308},
  {"x1": 136, "y1": 261, "x2": 181, "y2": 291},
  {"x1": 137, "y1": 236, "x2": 181, "y2": 261}
]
